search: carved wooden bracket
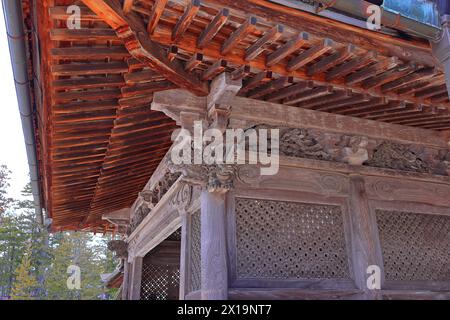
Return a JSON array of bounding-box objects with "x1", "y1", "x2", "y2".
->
[
  {"x1": 129, "y1": 170, "x2": 181, "y2": 233},
  {"x1": 108, "y1": 240, "x2": 128, "y2": 259},
  {"x1": 167, "y1": 159, "x2": 236, "y2": 194}
]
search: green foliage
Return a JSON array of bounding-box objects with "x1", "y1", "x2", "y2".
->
[
  {"x1": 0, "y1": 165, "x2": 12, "y2": 215},
  {"x1": 10, "y1": 248, "x2": 38, "y2": 300},
  {"x1": 0, "y1": 164, "x2": 118, "y2": 300}
]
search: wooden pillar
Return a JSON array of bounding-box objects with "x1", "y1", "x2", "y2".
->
[
  {"x1": 121, "y1": 261, "x2": 130, "y2": 300},
  {"x1": 129, "y1": 256, "x2": 143, "y2": 300},
  {"x1": 179, "y1": 211, "x2": 190, "y2": 300},
  {"x1": 348, "y1": 175, "x2": 384, "y2": 300},
  {"x1": 200, "y1": 190, "x2": 228, "y2": 300}
]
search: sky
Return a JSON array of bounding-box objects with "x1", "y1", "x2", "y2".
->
[{"x1": 0, "y1": 4, "x2": 30, "y2": 199}]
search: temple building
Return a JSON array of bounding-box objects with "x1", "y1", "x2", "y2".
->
[{"x1": 4, "y1": 0, "x2": 450, "y2": 300}]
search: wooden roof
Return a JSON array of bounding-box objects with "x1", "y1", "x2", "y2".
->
[{"x1": 29, "y1": 0, "x2": 449, "y2": 231}]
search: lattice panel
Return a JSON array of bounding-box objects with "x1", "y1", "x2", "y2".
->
[
  {"x1": 235, "y1": 198, "x2": 350, "y2": 280},
  {"x1": 167, "y1": 228, "x2": 182, "y2": 241},
  {"x1": 376, "y1": 210, "x2": 450, "y2": 282},
  {"x1": 190, "y1": 210, "x2": 201, "y2": 292},
  {"x1": 140, "y1": 263, "x2": 180, "y2": 300}
]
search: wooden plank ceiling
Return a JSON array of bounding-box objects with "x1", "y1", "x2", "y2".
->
[{"x1": 39, "y1": 0, "x2": 450, "y2": 232}]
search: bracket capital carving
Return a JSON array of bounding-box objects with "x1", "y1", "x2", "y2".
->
[
  {"x1": 107, "y1": 240, "x2": 128, "y2": 259},
  {"x1": 167, "y1": 159, "x2": 236, "y2": 194}
]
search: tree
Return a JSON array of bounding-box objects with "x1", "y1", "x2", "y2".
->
[
  {"x1": 0, "y1": 164, "x2": 12, "y2": 216},
  {"x1": 10, "y1": 247, "x2": 38, "y2": 300},
  {"x1": 0, "y1": 171, "x2": 118, "y2": 300}
]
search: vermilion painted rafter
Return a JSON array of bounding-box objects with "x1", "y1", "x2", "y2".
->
[{"x1": 81, "y1": 0, "x2": 209, "y2": 96}]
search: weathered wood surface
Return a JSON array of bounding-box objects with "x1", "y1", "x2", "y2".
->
[
  {"x1": 179, "y1": 212, "x2": 190, "y2": 299},
  {"x1": 81, "y1": 0, "x2": 208, "y2": 96},
  {"x1": 152, "y1": 89, "x2": 450, "y2": 148},
  {"x1": 129, "y1": 257, "x2": 143, "y2": 300},
  {"x1": 348, "y1": 175, "x2": 384, "y2": 300},
  {"x1": 200, "y1": 191, "x2": 228, "y2": 300}
]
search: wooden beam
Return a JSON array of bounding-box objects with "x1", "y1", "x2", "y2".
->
[
  {"x1": 287, "y1": 38, "x2": 334, "y2": 72},
  {"x1": 51, "y1": 62, "x2": 128, "y2": 76},
  {"x1": 247, "y1": 76, "x2": 294, "y2": 99},
  {"x1": 266, "y1": 32, "x2": 309, "y2": 67},
  {"x1": 198, "y1": 8, "x2": 230, "y2": 49},
  {"x1": 326, "y1": 52, "x2": 377, "y2": 81},
  {"x1": 202, "y1": 60, "x2": 227, "y2": 80},
  {"x1": 239, "y1": 71, "x2": 272, "y2": 94},
  {"x1": 167, "y1": 45, "x2": 178, "y2": 62},
  {"x1": 147, "y1": 0, "x2": 168, "y2": 35},
  {"x1": 146, "y1": 16, "x2": 445, "y2": 108},
  {"x1": 221, "y1": 16, "x2": 258, "y2": 55},
  {"x1": 350, "y1": 101, "x2": 407, "y2": 118},
  {"x1": 245, "y1": 25, "x2": 284, "y2": 61},
  {"x1": 307, "y1": 44, "x2": 356, "y2": 76},
  {"x1": 204, "y1": 0, "x2": 434, "y2": 67},
  {"x1": 361, "y1": 64, "x2": 417, "y2": 89},
  {"x1": 123, "y1": 0, "x2": 134, "y2": 14},
  {"x1": 81, "y1": 0, "x2": 208, "y2": 96},
  {"x1": 301, "y1": 90, "x2": 352, "y2": 109},
  {"x1": 345, "y1": 57, "x2": 400, "y2": 85},
  {"x1": 50, "y1": 29, "x2": 118, "y2": 41},
  {"x1": 124, "y1": 69, "x2": 161, "y2": 84},
  {"x1": 415, "y1": 85, "x2": 449, "y2": 99},
  {"x1": 185, "y1": 53, "x2": 204, "y2": 72},
  {"x1": 317, "y1": 94, "x2": 372, "y2": 112},
  {"x1": 264, "y1": 81, "x2": 313, "y2": 102},
  {"x1": 284, "y1": 86, "x2": 333, "y2": 105},
  {"x1": 230, "y1": 65, "x2": 251, "y2": 80},
  {"x1": 152, "y1": 89, "x2": 449, "y2": 148},
  {"x1": 172, "y1": 0, "x2": 201, "y2": 42},
  {"x1": 381, "y1": 67, "x2": 436, "y2": 93}
]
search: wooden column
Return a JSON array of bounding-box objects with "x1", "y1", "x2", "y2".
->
[
  {"x1": 121, "y1": 261, "x2": 130, "y2": 300},
  {"x1": 128, "y1": 256, "x2": 143, "y2": 300},
  {"x1": 179, "y1": 211, "x2": 190, "y2": 300},
  {"x1": 348, "y1": 175, "x2": 384, "y2": 300},
  {"x1": 200, "y1": 190, "x2": 228, "y2": 300}
]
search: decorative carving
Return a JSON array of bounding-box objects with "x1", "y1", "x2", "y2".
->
[
  {"x1": 170, "y1": 183, "x2": 193, "y2": 211},
  {"x1": 366, "y1": 142, "x2": 431, "y2": 173},
  {"x1": 130, "y1": 171, "x2": 181, "y2": 233},
  {"x1": 259, "y1": 127, "x2": 450, "y2": 175},
  {"x1": 107, "y1": 240, "x2": 128, "y2": 259},
  {"x1": 167, "y1": 160, "x2": 236, "y2": 193},
  {"x1": 279, "y1": 128, "x2": 332, "y2": 160},
  {"x1": 337, "y1": 135, "x2": 369, "y2": 166},
  {"x1": 129, "y1": 205, "x2": 151, "y2": 234},
  {"x1": 236, "y1": 165, "x2": 261, "y2": 185},
  {"x1": 366, "y1": 177, "x2": 450, "y2": 206},
  {"x1": 433, "y1": 149, "x2": 450, "y2": 176}
]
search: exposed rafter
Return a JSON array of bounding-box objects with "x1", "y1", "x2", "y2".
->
[{"x1": 81, "y1": 0, "x2": 209, "y2": 96}]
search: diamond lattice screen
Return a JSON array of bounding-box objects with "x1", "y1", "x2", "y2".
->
[
  {"x1": 376, "y1": 210, "x2": 450, "y2": 282},
  {"x1": 140, "y1": 263, "x2": 180, "y2": 300},
  {"x1": 190, "y1": 210, "x2": 201, "y2": 292},
  {"x1": 235, "y1": 198, "x2": 351, "y2": 280}
]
